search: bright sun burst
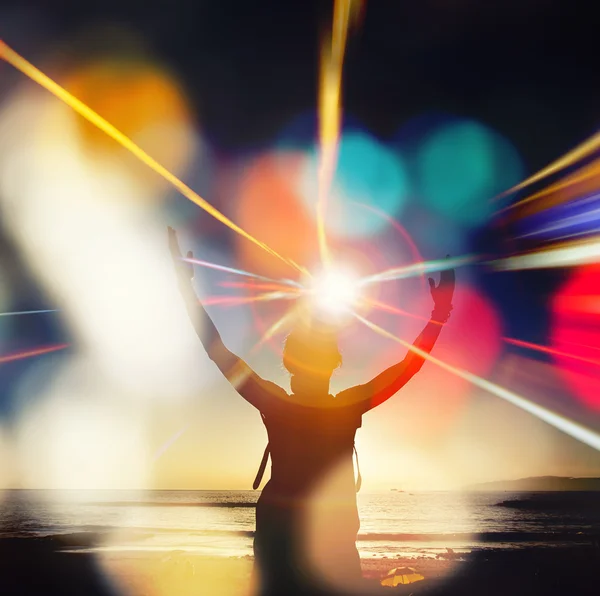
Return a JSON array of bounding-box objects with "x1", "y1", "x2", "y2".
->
[{"x1": 309, "y1": 267, "x2": 362, "y2": 318}]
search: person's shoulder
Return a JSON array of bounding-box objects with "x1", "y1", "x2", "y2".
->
[
  {"x1": 260, "y1": 378, "x2": 288, "y2": 398},
  {"x1": 255, "y1": 380, "x2": 290, "y2": 412},
  {"x1": 333, "y1": 384, "x2": 369, "y2": 407}
]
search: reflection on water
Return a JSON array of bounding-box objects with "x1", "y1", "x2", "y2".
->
[{"x1": 1, "y1": 490, "x2": 599, "y2": 559}]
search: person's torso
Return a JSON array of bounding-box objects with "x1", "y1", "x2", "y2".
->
[{"x1": 261, "y1": 396, "x2": 362, "y2": 496}]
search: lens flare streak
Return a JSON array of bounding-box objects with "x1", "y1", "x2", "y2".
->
[
  {"x1": 182, "y1": 257, "x2": 294, "y2": 285},
  {"x1": 0, "y1": 343, "x2": 70, "y2": 364},
  {"x1": 359, "y1": 255, "x2": 474, "y2": 286},
  {"x1": 518, "y1": 191, "x2": 600, "y2": 241},
  {"x1": 316, "y1": 0, "x2": 363, "y2": 265},
  {"x1": 201, "y1": 291, "x2": 298, "y2": 308},
  {"x1": 363, "y1": 297, "x2": 443, "y2": 326},
  {"x1": 494, "y1": 131, "x2": 600, "y2": 208},
  {"x1": 0, "y1": 40, "x2": 302, "y2": 274},
  {"x1": 506, "y1": 161, "x2": 600, "y2": 219},
  {"x1": 153, "y1": 425, "x2": 189, "y2": 462},
  {"x1": 504, "y1": 337, "x2": 600, "y2": 367},
  {"x1": 492, "y1": 236, "x2": 600, "y2": 270},
  {"x1": 356, "y1": 315, "x2": 600, "y2": 452},
  {"x1": 218, "y1": 281, "x2": 304, "y2": 294},
  {"x1": 0, "y1": 309, "x2": 59, "y2": 317}
]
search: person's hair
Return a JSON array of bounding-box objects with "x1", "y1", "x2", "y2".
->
[{"x1": 282, "y1": 323, "x2": 342, "y2": 377}]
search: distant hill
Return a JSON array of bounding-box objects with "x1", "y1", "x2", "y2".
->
[{"x1": 466, "y1": 476, "x2": 600, "y2": 492}]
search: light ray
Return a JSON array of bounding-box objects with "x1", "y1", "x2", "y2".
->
[
  {"x1": 368, "y1": 300, "x2": 600, "y2": 365},
  {"x1": 356, "y1": 315, "x2": 600, "y2": 452},
  {"x1": 518, "y1": 205, "x2": 600, "y2": 240},
  {"x1": 363, "y1": 297, "x2": 442, "y2": 326},
  {"x1": 538, "y1": 227, "x2": 600, "y2": 243},
  {"x1": 359, "y1": 255, "x2": 473, "y2": 287},
  {"x1": 503, "y1": 160, "x2": 600, "y2": 217},
  {"x1": 201, "y1": 291, "x2": 298, "y2": 308},
  {"x1": 504, "y1": 337, "x2": 600, "y2": 367},
  {"x1": 218, "y1": 281, "x2": 304, "y2": 293},
  {"x1": 0, "y1": 343, "x2": 69, "y2": 365},
  {"x1": 494, "y1": 130, "x2": 600, "y2": 207},
  {"x1": 182, "y1": 257, "x2": 285, "y2": 284},
  {"x1": 492, "y1": 236, "x2": 600, "y2": 270},
  {"x1": 153, "y1": 425, "x2": 189, "y2": 462},
  {"x1": 0, "y1": 309, "x2": 59, "y2": 317},
  {"x1": 0, "y1": 40, "x2": 302, "y2": 275},
  {"x1": 316, "y1": 0, "x2": 363, "y2": 265},
  {"x1": 560, "y1": 338, "x2": 600, "y2": 354}
]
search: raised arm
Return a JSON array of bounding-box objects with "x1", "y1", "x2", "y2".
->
[
  {"x1": 337, "y1": 266, "x2": 455, "y2": 414},
  {"x1": 168, "y1": 227, "x2": 284, "y2": 410}
]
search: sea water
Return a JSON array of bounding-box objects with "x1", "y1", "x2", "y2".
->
[{"x1": 1, "y1": 490, "x2": 598, "y2": 559}]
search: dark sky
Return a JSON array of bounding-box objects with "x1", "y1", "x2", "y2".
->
[
  {"x1": 0, "y1": 0, "x2": 599, "y2": 423},
  {"x1": 2, "y1": 1, "x2": 594, "y2": 294},
  {"x1": 2, "y1": 0, "x2": 598, "y2": 157}
]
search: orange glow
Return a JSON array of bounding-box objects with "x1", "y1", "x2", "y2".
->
[
  {"x1": 234, "y1": 152, "x2": 318, "y2": 280},
  {"x1": 65, "y1": 61, "x2": 188, "y2": 151},
  {"x1": 250, "y1": 308, "x2": 298, "y2": 354},
  {"x1": 0, "y1": 40, "x2": 302, "y2": 274},
  {"x1": 62, "y1": 59, "x2": 194, "y2": 197},
  {"x1": 0, "y1": 343, "x2": 69, "y2": 364},
  {"x1": 219, "y1": 280, "x2": 301, "y2": 293}
]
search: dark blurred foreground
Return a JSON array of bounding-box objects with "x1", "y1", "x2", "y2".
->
[{"x1": 1, "y1": 535, "x2": 599, "y2": 596}]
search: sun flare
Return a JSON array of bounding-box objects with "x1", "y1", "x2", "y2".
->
[{"x1": 309, "y1": 267, "x2": 361, "y2": 318}]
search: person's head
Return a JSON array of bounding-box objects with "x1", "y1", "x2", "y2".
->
[{"x1": 283, "y1": 321, "x2": 341, "y2": 397}]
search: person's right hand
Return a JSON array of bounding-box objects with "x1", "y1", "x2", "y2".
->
[
  {"x1": 428, "y1": 256, "x2": 455, "y2": 321},
  {"x1": 168, "y1": 226, "x2": 194, "y2": 281}
]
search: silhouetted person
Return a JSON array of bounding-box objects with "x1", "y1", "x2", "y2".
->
[{"x1": 169, "y1": 227, "x2": 455, "y2": 595}]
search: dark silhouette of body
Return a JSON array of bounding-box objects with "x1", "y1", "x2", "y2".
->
[{"x1": 168, "y1": 227, "x2": 455, "y2": 595}]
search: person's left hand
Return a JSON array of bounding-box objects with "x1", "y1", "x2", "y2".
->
[{"x1": 168, "y1": 226, "x2": 194, "y2": 281}]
